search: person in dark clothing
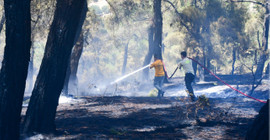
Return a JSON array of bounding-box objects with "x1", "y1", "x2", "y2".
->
[{"x1": 178, "y1": 51, "x2": 196, "y2": 101}]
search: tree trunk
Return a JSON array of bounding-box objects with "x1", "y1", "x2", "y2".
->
[
  {"x1": 0, "y1": 13, "x2": 5, "y2": 33},
  {"x1": 203, "y1": 45, "x2": 207, "y2": 75},
  {"x1": 206, "y1": 58, "x2": 211, "y2": 74},
  {"x1": 192, "y1": 56, "x2": 198, "y2": 78},
  {"x1": 266, "y1": 63, "x2": 269, "y2": 75},
  {"x1": 246, "y1": 100, "x2": 269, "y2": 140},
  {"x1": 142, "y1": 25, "x2": 154, "y2": 80},
  {"x1": 205, "y1": 41, "x2": 214, "y2": 74},
  {"x1": 63, "y1": 32, "x2": 84, "y2": 95},
  {"x1": 153, "y1": 0, "x2": 163, "y2": 60},
  {"x1": 153, "y1": 0, "x2": 170, "y2": 83},
  {"x1": 122, "y1": 40, "x2": 130, "y2": 75},
  {"x1": 23, "y1": 0, "x2": 87, "y2": 135},
  {"x1": 0, "y1": 0, "x2": 31, "y2": 139},
  {"x1": 231, "y1": 48, "x2": 236, "y2": 75},
  {"x1": 254, "y1": 49, "x2": 258, "y2": 65},
  {"x1": 255, "y1": 3, "x2": 269, "y2": 79}
]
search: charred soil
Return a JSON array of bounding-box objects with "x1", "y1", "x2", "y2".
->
[{"x1": 21, "y1": 95, "x2": 266, "y2": 139}]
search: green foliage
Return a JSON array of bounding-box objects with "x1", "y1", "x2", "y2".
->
[
  {"x1": 182, "y1": 6, "x2": 205, "y2": 31},
  {"x1": 0, "y1": 0, "x2": 267, "y2": 81},
  {"x1": 175, "y1": 0, "x2": 258, "y2": 74},
  {"x1": 207, "y1": 2, "x2": 252, "y2": 74}
]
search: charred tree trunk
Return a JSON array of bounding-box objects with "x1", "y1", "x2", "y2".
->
[
  {"x1": 265, "y1": 63, "x2": 269, "y2": 76},
  {"x1": 0, "y1": 13, "x2": 5, "y2": 33},
  {"x1": 0, "y1": 0, "x2": 31, "y2": 139},
  {"x1": 204, "y1": 45, "x2": 213, "y2": 76},
  {"x1": 142, "y1": 25, "x2": 154, "y2": 80},
  {"x1": 63, "y1": 32, "x2": 84, "y2": 95},
  {"x1": 153, "y1": 0, "x2": 163, "y2": 60},
  {"x1": 206, "y1": 58, "x2": 211, "y2": 74},
  {"x1": 23, "y1": 0, "x2": 87, "y2": 135},
  {"x1": 246, "y1": 100, "x2": 269, "y2": 140},
  {"x1": 255, "y1": 2, "x2": 269, "y2": 79},
  {"x1": 122, "y1": 40, "x2": 130, "y2": 75},
  {"x1": 153, "y1": 0, "x2": 170, "y2": 83},
  {"x1": 203, "y1": 45, "x2": 207, "y2": 75},
  {"x1": 254, "y1": 50, "x2": 258, "y2": 65}
]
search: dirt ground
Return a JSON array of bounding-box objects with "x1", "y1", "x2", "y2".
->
[{"x1": 22, "y1": 94, "x2": 265, "y2": 140}]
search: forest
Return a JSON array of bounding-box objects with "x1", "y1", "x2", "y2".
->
[{"x1": 0, "y1": 0, "x2": 269, "y2": 139}]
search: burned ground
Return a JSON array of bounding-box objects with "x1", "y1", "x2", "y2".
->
[
  {"x1": 21, "y1": 77, "x2": 269, "y2": 140},
  {"x1": 21, "y1": 95, "x2": 265, "y2": 140}
]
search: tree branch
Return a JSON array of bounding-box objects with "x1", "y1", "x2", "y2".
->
[
  {"x1": 227, "y1": 0, "x2": 265, "y2": 7},
  {"x1": 105, "y1": 0, "x2": 119, "y2": 22},
  {"x1": 163, "y1": 0, "x2": 180, "y2": 15}
]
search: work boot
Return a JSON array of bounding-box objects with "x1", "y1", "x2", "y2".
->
[
  {"x1": 190, "y1": 94, "x2": 196, "y2": 102},
  {"x1": 186, "y1": 90, "x2": 196, "y2": 102}
]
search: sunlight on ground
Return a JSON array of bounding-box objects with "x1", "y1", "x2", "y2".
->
[
  {"x1": 134, "y1": 126, "x2": 161, "y2": 132},
  {"x1": 24, "y1": 134, "x2": 44, "y2": 140},
  {"x1": 24, "y1": 134, "x2": 78, "y2": 140}
]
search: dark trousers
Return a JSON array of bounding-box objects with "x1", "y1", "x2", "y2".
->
[{"x1": 185, "y1": 73, "x2": 195, "y2": 94}]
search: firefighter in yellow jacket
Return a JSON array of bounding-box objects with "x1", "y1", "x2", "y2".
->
[{"x1": 150, "y1": 56, "x2": 165, "y2": 97}]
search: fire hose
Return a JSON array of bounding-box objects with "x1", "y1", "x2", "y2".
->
[{"x1": 169, "y1": 57, "x2": 267, "y2": 103}]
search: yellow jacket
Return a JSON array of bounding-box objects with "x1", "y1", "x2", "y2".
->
[{"x1": 150, "y1": 59, "x2": 165, "y2": 77}]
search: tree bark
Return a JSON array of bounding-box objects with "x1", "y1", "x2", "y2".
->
[
  {"x1": 23, "y1": 0, "x2": 87, "y2": 135},
  {"x1": 255, "y1": 2, "x2": 269, "y2": 79},
  {"x1": 265, "y1": 63, "x2": 269, "y2": 76},
  {"x1": 246, "y1": 100, "x2": 269, "y2": 140},
  {"x1": 63, "y1": 32, "x2": 85, "y2": 95},
  {"x1": 153, "y1": 0, "x2": 163, "y2": 60},
  {"x1": 142, "y1": 25, "x2": 154, "y2": 80},
  {"x1": 122, "y1": 40, "x2": 130, "y2": 75},
  {"x1": 0, "y1": 0, "x2": 31, "y2": 139},
  {"x1": 203, "y1": 45, "x2": 207, "y2": 75},
  {"x1": 153, "y1": 0, "x2": 170, "y2": 83}
]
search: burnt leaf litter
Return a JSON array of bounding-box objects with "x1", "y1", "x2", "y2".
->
[{"x1": 21, "y1": 83, "x2": 267, "y2": 139}]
